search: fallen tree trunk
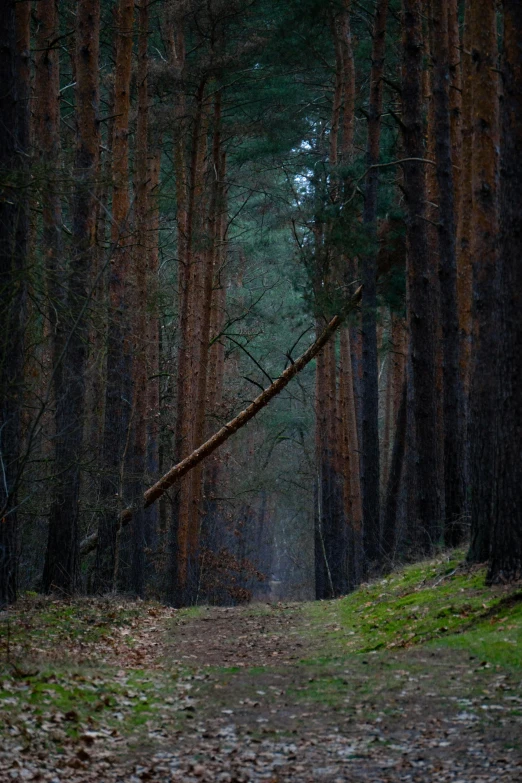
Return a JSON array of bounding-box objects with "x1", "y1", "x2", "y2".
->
[{"x1": 81, "y1": 287, "x2": 361, "y2": 556}]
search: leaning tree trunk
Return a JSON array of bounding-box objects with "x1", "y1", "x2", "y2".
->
[
  {"x1": 467, "y1": 0, "x2": 499, "y2": 564},
  {"x1": 431, "y1": 0, "x2": 466, "y2": 545},
  {"x1": 486, "y1": 0, "x2": 522, "y2": 584},
  {"x1": 401, "y1": 0, "x2": 443, "y2": 552},
  {"x1": 43, "y1": 0, "x2": 100, "y2": 593},
  {"x1": 79, "y1": 290, "x2": 363, "y2": 557}
]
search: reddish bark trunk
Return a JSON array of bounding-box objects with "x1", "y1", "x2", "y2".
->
[
  {"x1": 94, "y1": 0, "x2": 134, "y2": 592},
  {"x1": 467, "y1": 0, "x2": 500, "y2": 563},
  {"x1": 402, "y1": 0, "x2": 443, "y2": 551},
  {"x1": 431, "y1": 0, "x2": 466, "y2": 542},
  {"x1": 130, "y1": 0, "x2": 150, "y2": 597},
  {"x1": 487, "y1": 0, "x2": 522, "y2": 583},
  {"x1": 44, "y1": 0, "x2": 101, "y2": 593},
  {"x1": 361, "y1": 0, "x2": 388, "y2": 564}
]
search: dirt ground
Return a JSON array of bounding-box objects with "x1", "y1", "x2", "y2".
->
[
  {"x1": 139, "y1": 603, "x2": 522, "y2": 782},
  {"x1": 1, "y1": 601, "x2": 521, "y2": 782}
]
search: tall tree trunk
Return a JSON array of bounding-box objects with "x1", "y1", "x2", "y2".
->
[
  {"x1": 176, "y1": 81, "x2": 210, "y2": 604},
  {"x1": 190, "y1": 91, "x2": 226, "y2": 573},
  {"x1": 486, "y1": 0, "x2": 522, "y2": 584},
  {"x1": 146, "y1": 143, "x2": 162, "y2": 555},
  {"x1": 43, "y1": 0, "x2": 100, "y2": 593},
  {"x1": 34, "y1": 0, "x2": 63, "y2": 360},
  {"x1": 0, "y1": 0, "x2": 29, "y2": 605},
  {"x1": 424, "y1": 0, "x2": 446, "y2": 541},
  {"x1": 314, "y1": 317, "x2": 333, "y2": 598},
  {"x1": 338, "y1": 2, "x2": 363, "y2": 587},
  {"x1": 467, "y1": 0, "x2": 499, "y2": 563},
  {"x1": 381, "y1": 380, "x2": 407, "y2": 559},
  {"x1": 94, "y1": 0, "x2": 134, "y2": 592},
  {"x1": 203, "y1": 173, "x2": 228, "y2": 535},
  {"x1": 166, "y1": 7, "x2": 189, "y2": 605},
  {"x1": 361, "y1": 0, "x2": 388, "y2": 564},
  {"x1": 314, "y1": 24, "x2": 340, "y2": 598},
  {"x1": 401, "y1": 0, "x2": 443, "y2": 551},
  {"x1": 431, "y1": 0, "x2": 466, "y2": 544},
  {"x1": 458, "y1": 12, "x2": 474, "y2": 401},
  {"x1": 339, "y1": 327, "x2": 363, "y2": 587},
  {"x1": 129, "y1": 0, "x2": 150, "y2": 597}
]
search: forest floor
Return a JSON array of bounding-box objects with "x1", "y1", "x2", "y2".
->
[{"x1": 1, "y1": 552, "x2": 522, "y2": 782}]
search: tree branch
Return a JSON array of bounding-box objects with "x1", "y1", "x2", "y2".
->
[{"x1": 80, "y1": 286, "x2": 362, "y2": 556}]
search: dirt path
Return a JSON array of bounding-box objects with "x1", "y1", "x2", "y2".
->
[
  {"x1": 145, "y1": 603, "x2": 522, "y2": 782},
  {"x1": 1, "y1": 599, "x2": 521, "y2": 782}
]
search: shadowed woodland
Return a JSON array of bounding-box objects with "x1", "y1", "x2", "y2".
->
[
  {"x1": 1, "y1": 1, "x2": 522, "y2": 781},
  {"x1": 0, "y1": 0, "x2": 521, "y2": 607}
]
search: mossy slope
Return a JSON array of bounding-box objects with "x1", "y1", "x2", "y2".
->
[{"x1": 304, "y1": 550, "x2": 522, "y2": 668}]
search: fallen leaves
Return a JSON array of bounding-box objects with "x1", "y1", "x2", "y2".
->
[{"x1": 0, "y1": 581, "x2": 521, "y2": 782}]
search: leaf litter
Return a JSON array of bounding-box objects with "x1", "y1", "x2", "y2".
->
[{"x1": 0, "y1": 561, "x2": 521, "y2": 782}]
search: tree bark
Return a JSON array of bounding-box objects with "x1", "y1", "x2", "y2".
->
[
  {"x1": 467, "y1": 0, "x2": 499, "y2": 563},
  {"x1": 43, "y1": 0, "x2": 100, "y2": 593},
  {"x1": 34, "y1": 0, "x2": 64, "y2": 357},
  {"x1": 382, "y1": 380, "x2": 407, "y2": 559},
  {"x1": 486, "y1": 0, "x2": 522, "y2": 584},
  {"x1": 129, "y1": 0, "x2": 150, "y2": 598},
  {"x1": 401, "y1": 0, "x2": 443, "y2": 551},
  {"x1": 0, "y1": 0, "x2": 28, "y2": 606},
  {"x1": 339, "y1": 327, "x2": 363, "y2": 587},
  {"x1": 361, "y1": 0, "x2": 388, "y2": 564},
  {"x1": 94, "y1": 0, "x2": 134, "y2": 593},
  {"x1": 431, "y1": 0, "x2": 466, "y2": 544},
  {"x1": 458, "y1": 11, "x2": 474, "y2": 400}
]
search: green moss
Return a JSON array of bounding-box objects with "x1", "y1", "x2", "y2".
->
[
  {"x1": 0, "y1": 597, "x2": 141, "y2": 654},
  {"x1": 302, "y1": 550, "x2": 522, "y2": 669}
]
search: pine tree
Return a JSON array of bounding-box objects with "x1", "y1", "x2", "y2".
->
[
  {"x1": 401, "y1": 0, "x2": 443, "y2": 551},
  {"x1": 43, "y1": 0, "x2": 101, "y2": 593},
  {"x1": 487, "y1": 0, "x2": 522, "y2": 584},
  {"x1": 467, "y1": 0, "x2": 500, "y2": 564}
]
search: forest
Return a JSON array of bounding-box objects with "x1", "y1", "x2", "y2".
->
[
  {"x1": 1, "y1": 0, "x2": 521, "y2": 608},
  {"x1": 1, "y1": 0, "x2": 522, "y2": 779}
]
